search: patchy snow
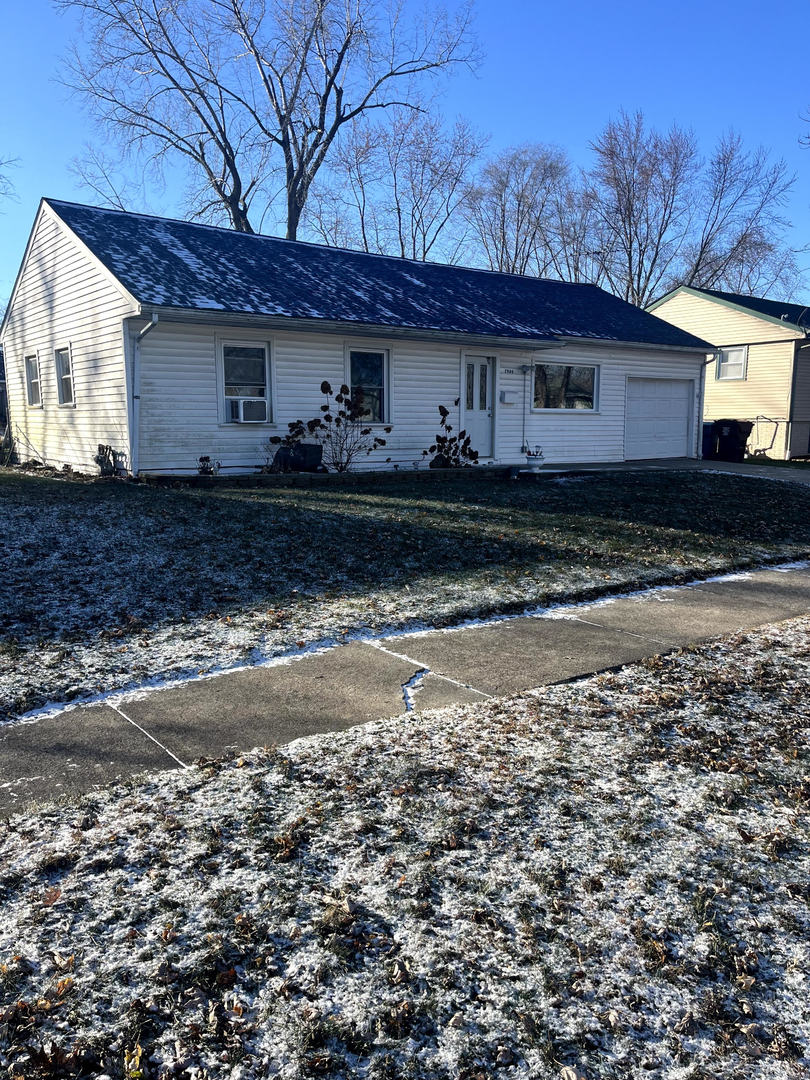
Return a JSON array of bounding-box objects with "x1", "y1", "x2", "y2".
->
[
  {"x1": 3, "y1": 470, "x2": 810, "y2": 723},
  {"x1": 9, "y1": 560, "x2": 807, "y2": 728},
  {"x1": 48, "y1": 200, "x2": 707, "y2": 349},
  {"x1": 0, "y1": 617, "x2": 808, "y2": 1077}
]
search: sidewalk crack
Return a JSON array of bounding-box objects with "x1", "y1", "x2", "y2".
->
[
  {"x1": 365, "y1": 640, "x2": 493, "y2": 700},
  {"x1": 401, "y1": 667, "x2": 429, "y2": 712}
]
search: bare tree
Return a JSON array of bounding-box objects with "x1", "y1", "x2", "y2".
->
[
  {"x1": 678, "y1": 133, "x2": 799, "y2": 295},
  {"x1": 589, "y1": 111, "x2": 698, "y2": 305},
  {"x1": 463, "y1": 144, "x2": 569, "y2": 275},
  {"x1": 0, "y1": 158, "x2": 17, "y2": 204},
  {"x1": 589, "y1": 112, "x2": 797, "y2": 305},
  {"x1": 59, "y1": 0, "x2": 478, "y2": 237},
  {"x1": 306, "y1": 121, "x2": 389, "y2": 252},
  {"x1": 68, "y1": 146, "x2": 146, "y2": 212},
  {"x1": 544, "y1": 177, "x2": 609, "y2": 287},
  {"x1": 307, "y1": 107, "x2": 484, "y2": 260}
]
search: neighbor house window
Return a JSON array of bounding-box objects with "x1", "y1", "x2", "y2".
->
[
  {"x1": 533, "y1": 363, "x2": 597, "y2": 410},
  {"x1": 716, "y1": 346, "x2": 747, "y2": 381},
  {"x1": 25, "y1": 355, "x2": 41, "y2": 407},
  {"x1": 54, "y1": 347, "x2": 74, "y2": 405},
  {"x1": 222, "y1": 342, "x2": 270, "y2": 423},
  {"x1": 349, "y1": 349, "x2": 387, "y2": 422}
]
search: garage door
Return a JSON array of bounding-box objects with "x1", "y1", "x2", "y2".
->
[{"x1": 625, "y1": 378, "x2": 693, "y2": 460}]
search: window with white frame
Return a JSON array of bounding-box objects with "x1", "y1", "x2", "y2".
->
[
  {"x1": 54, "y1": 347, "x2": 74, "y2": 405},
  {"x1": 533, "y1": 363, "x2": 597, "y2": 410},
  {"x1": 222, "y1": 342, "x2": 270, "y2": 423},
  {"x1": 349, "y1": 349, "x2": 387, "y2": 422},
  {"x1": 25, "y1": 355, "x2": 41, "y2": 407},
  {"x1": 716, "y1": 346, "x2": 747, "y2": 381}
]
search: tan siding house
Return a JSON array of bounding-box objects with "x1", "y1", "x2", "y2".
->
[{"x1": 649, "y1": 286, "x2": 810, "y2": 459}]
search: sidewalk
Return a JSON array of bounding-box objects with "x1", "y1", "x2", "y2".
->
[
  {"x1": 533, "y1": 457, "x2": 810, "y2": 486},
  {"x1": 2, "y1": 562, "x2": 809, "y2": 814}
]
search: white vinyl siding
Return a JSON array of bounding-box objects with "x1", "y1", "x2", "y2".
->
[
  {"x1": 493, "y1": 347, "x2": 702, "y2": 465},
  {"x1": 134, "y1": 325, "x2": 703, "y2": 473},
  {"x1": 137, "y1": 325, "x2": 467, "y2": 473},
  {"x1": 1, "y1": 207, "x2": 137, "y2": 470}
]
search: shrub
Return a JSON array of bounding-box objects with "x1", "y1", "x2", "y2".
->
[
  {"x1": 422, "y1": 404, "x2": 479, "y2": 468},
  {"x1": 267, "y1": 382, "x2": 391, "y2": 472}
]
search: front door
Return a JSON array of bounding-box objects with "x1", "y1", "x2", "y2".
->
[{"x1": 464, "y1": 355, "x2": 495, "y2": 458}]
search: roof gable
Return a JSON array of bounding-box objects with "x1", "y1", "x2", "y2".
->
[
  {"x1": 45, "y1": 199, "x2": 710, "y2": 350},
  {"x1": 0, "y1": 201, "x2": 139, "y2": 341},
  {"x1": 650, "y1": 285, "x2": 810, "y2": 334}
]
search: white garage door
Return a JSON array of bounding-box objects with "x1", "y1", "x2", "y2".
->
[{"x1": 625, "y1": 378, "x2": 693, "y2": 460}]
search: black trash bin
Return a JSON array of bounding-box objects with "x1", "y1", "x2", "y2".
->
[
  {"x1": 702, "y1": 422, "x2": 717, "y2": 460},
  {"x1": 711, "y1": 419, "x2": 754, "y2": 463}
]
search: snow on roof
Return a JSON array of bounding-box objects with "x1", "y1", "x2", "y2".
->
[{"x1": 47, "y1": 199, "x2": 711, "y2": 349}]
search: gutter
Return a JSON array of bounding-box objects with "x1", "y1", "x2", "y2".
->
[
  {"x1": 135, "y1": 306, "x2": 561, "y2": 352},
  {"x1": 135, "y1": 306, "x2": 706, "y2": 355},
  {"x1": 555, "y1": 334, "x2": 712, "y2": 354}
]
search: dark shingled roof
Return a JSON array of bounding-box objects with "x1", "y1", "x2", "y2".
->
[
  {"x1": 682, "y1": 286, "x2": 810, "y2": 329},
  {"x1": 47, "y1": 199, "x2": 710, "y2": 350}
]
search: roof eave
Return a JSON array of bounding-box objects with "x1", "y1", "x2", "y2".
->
[
  {"x1": 554, "y1": 332, "x2": 713, "y2": 353},
  {"x1": 128, "y1": 306, "x2": 562, "y2": 350},
  {"x1": 127, "y1": 306, "x2": 711, "y2": 353}
]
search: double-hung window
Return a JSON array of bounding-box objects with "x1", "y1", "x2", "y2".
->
[
  {"x1": 533, "y1": 363, "x2": 597, "y2": 410},
  {"x1": 716, "y1": 346, "x2": 747, "y2": 381},
  {"x1": 55, "y1": 347, "x2": 74, "y2": 405},
  {"x1": 25, "y1": 355, "x2": 41, "y2": 407},
  {"x1": 222, "y1": 342, "x2": 270, "y2": 423},
  {"x1": 349, "y1": 349, "x2": 387, "y2": 423}
]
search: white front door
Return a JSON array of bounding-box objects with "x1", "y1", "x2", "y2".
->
[{"x1": 464, "y1": 355, "x2": 495, "y2": 458}]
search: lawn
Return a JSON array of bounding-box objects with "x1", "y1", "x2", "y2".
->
[
  {"x1": 3, "y1": 467, "x2": 810, "y2": 720},
  {"x1": 1, "y1": 617, "x2": 808, "y2": 1078}
]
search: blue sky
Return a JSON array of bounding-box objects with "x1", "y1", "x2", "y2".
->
[{"x1": 2, "y1": 0, "x2": 809, "y2": 300}]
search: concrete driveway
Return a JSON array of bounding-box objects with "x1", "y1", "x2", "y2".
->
[{"x1": 2, "y1": 561, "x2": 809, "y2": 815}]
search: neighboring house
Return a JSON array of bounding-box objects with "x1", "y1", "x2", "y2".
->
[
  {"x1": 649, "y1": 286, "x2": 810, "y2": 460},
  {"x1": 0, "y1": 199, "x2": 710, "y2": 476}
]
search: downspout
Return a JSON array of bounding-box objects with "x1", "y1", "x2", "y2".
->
[
  {"x1": 132, "y1": 314, "x2": 159, "y2": 476},
  {"x1": 520, "y1": 364, "x2": 531, "y2": 453},
  {"x1": 697, "y1": 352, "x2": 717, "y2": 458}
]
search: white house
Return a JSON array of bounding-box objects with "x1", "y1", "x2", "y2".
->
[{"x1": 0, "y1": 200, "x2": 711, "y2": 475}]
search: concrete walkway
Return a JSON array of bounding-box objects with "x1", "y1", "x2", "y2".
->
[
  {"x1": 2, "y1": 562, "x2": 809, "y2": 815},
  {"x1": 533, "y1": 458, "x2": 810, "y2": 486}
]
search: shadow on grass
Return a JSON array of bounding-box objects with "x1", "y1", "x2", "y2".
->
[{"x1": 2, "y1": 469, "x2": 810, "y2": 646}]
